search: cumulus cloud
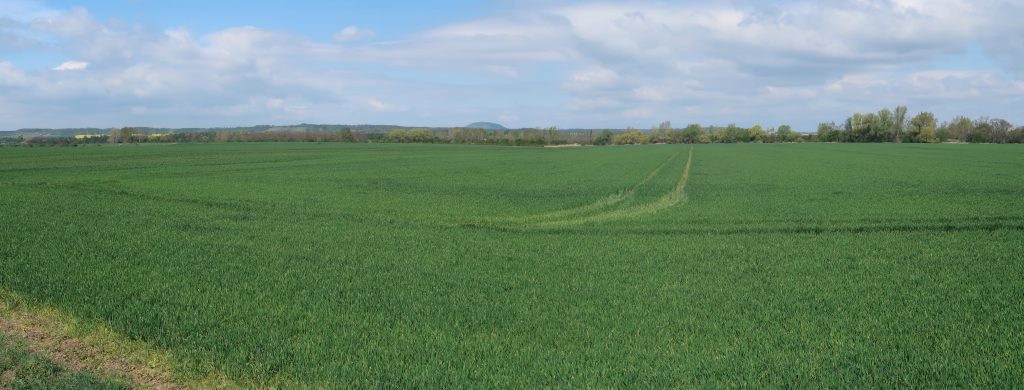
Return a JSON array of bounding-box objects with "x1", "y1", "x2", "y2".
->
[
  {"x1": 52, "y1": 60, "x2": 88, "y2": 71},
  {"x1": 1, "y1": 0, "x2": 1023, "y2": 130},
  {"x1": 565, "y1": 67, "x2": 619, "y2": 91},
  {"x1": 332, "y1": 26, "x2": 375, "y2": 42}
]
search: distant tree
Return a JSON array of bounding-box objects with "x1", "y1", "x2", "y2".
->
[
  {"x1": 652, "y1": 121, "x2": 674, "y2": 144},
  {"x1": 593, "y1": 130, "x2": 614, "y2": 145},
  {"x1": 748, "y1": 125, "x2": 767, "y2": 143},
  {"x1": 1009, "y1": 126, "x2": 1024, "y2": 143},
  {"x1": 612, "y1": 130, "x2": 649, "y2": 145},
  {"x1": 907, "y1": 112, "x2": 937, "y2": 143},
  {"x1": 817, "y1": 122, "x2": 842, "y2": 142},
  {"x1": 944, "y1": 116, "x2": 973, "y2": 142},
  {"x1": 776, "y1": 124, "x2": 798, "y2": 142},
  {"x1": 989, "y1": 119, "x2": 1012, "y2": 143},
  {"x1": 680, "y1": 124, "x2": 704, "y2": 144},
  {"x1": 546, "y1": 127, "x2": 559, "y2": 144},
  {"x1": 893, "y1": 106, "x2": 908, "y2": 142},
  {"x1": 406, "y1": 128, "x2": 435, "y2": 143},
  {"x1": 846, "y1": 113, "x2": 867, "y2": 142},
  {"x1": 649, "y1": 126, "x2": 668, "y2": 144},
  {"x1": 385, "y1": 129, "x2": 408, "y2": 143},
  {"x1": 716, "y1": 124, "x2": 747, "y2": 143},
  {"x1": 339, "y1": 128, "x2": 354, "y2": 142},
  {"x1": 876, "y1": 109, "x2": 895, "y2": 142},
  {"x1": 216, "y1": 130, "x2": 231, "y2": 142}
]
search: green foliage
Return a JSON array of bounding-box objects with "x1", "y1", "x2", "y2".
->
[
  {"x1": 748, "y1": 125, "x2": 767, "y2": 143},
  {"x1": 593, "y1": 130, "x2": 614, "y2": 145},
  {"x1": 845, "y1": 111, "x2": 891, "y2": 142},
  {"x1": 712, "y1": 124, "x2": 748, "y2": 143},
  {"x1": 817, "y1": 122, "x2": 842, "y2": 142},
  {"x1": 612, "y1": 129, "x2": 650, "y2": 144},
  {"x1": 386, "y1": 128, "x2": 436, "y2": 143},
  {"x1": 680, "y1": 124, "x2": 705, "y2": 144},
  {"x1": 907, "y1": 112, "x2": 937, "y2": 143},
  {"x1": 2, "y1": 143, "x2": 1024, "y2": 387},
  {"x1": 775, "y1": 124, "x2": 798, "y2": 142},
  {"x1": 339, "y1": 128, "x2": 354, "y2": 142},
  {"x1": 893, "y1": 105, "x2": 908, "y2": 141}
]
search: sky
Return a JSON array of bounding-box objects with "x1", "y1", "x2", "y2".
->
[{"x1": 1, "y1": 0, "x2": 1023, "y2": 131}]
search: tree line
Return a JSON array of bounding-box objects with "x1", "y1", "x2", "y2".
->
[
  {"x1": 4, "y1": 108, "x2": 1023, "y2": 147},
  {"x1": 816, "y1": 106, "x2": 1024, "y2": 143}
]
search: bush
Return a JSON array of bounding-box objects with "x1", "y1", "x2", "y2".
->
[{"x1": 612, "y1": 130, "x2": 649, "y2": 145}]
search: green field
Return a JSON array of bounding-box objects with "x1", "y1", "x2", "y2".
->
[{"x1": 1, "y1": 143, "x2": 1022, "y2": 387}]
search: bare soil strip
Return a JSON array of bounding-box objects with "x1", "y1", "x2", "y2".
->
[{"x1": 0, "y1": 290, "x2": 237, "y2": 389}]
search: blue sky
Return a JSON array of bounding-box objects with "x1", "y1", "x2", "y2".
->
[{"x1": 1, "y1": 0, "x2": 1023, "y2": 130}]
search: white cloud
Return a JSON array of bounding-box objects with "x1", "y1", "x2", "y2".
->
[
  {"x1": 366, "y1": 98, "x2": 404, "y2": 112},
  {"x1": 631, "y1": 86, "x2": 671, "y2": 102},
  {"x1": 565, "y1": 67, "x2": 619, "y2": 91},
  {"x1": 52, "y1": 60, "x2": 88, "y2": 71},
  {"x1": 2, "y1": 0, "x2": 1024, "y2": 130},
  {"x1": 332, "y1": 26, "x2": 375, "y2": 42}
]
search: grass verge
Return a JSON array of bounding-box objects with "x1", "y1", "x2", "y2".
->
[{"x1": 0, "y1": 289, "x2": 236, "y2": 389}]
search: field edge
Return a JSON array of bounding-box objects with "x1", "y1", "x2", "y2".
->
[{"x1": 0, "y1": 289, "x2": 239, "y2": 389}]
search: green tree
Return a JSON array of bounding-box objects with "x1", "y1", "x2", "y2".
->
[
  {"x1": 893, "y1": 106, "x2": 908, "y2": 142},
  {"x1": 680, "y1": 124, "x2": 704, "y2": 144},
  {"x1": 776, "y1": 124, "x2": 798, "y2": 142},
  {"x1": 748, "y1": 125, "x2": 767, "y2": 143},
  {"x1": 907, "y1": 112, "x2": 937, "y2": 143},
  {"x1": 612, "y1": 130, "x2": 649, "y2": 145},
  {"x1": 817, "y1": 122, "x2": 841, "y2": 142},
  {"x1": 718, "y1": 124, "x2": 747, "y2": 143},
  {"x1": 944, "y1": 116, "x2": 973, "y2": 142},
  {"x1": 406, "y1": 128, "x2": 434, "y2": 143},
  {"x1": 876, "y1": 109, "x2": 894, "y2": 142},
  {"x1": 385, "y1": 129, "x2": 409, "y2": 143}
]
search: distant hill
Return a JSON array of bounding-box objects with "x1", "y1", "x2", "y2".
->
[
  {"x1": 0, "y1": 128, "x2": 108, "y2": 138},
  {"x1": 464, "y1": 122, "x2": 507, "y2": 130},
  {"x1": 0, "y1": 124, "x2": 414, "y2": 138}
]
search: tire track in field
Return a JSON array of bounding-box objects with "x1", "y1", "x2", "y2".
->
[
  {"x1": 527, "y1": 146, "x2": 694, "y2": 228},
  {"x1": 479, "y1": 150, "x2": 683, "y2": 225}
]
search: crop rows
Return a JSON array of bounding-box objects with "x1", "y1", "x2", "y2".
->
[{"x1": 1, "y1": 143, "x2": 1022, "y2": 387}]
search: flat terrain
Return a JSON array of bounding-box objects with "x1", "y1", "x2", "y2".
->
[
  {"x1": 1, "y1": 143, "x2": 1022, "y2": 387},
  {"x1": 0, "y1": 332, "x2": 128, "y2": 389}
]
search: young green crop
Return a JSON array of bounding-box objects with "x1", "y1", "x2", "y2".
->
[{"x1": 1, "y1": 143, "x2": 1022, "y2": 387}]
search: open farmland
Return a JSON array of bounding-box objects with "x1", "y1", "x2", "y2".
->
[{"x1": 1, "y1": 143, "x2": 1023, "y2": 387}]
